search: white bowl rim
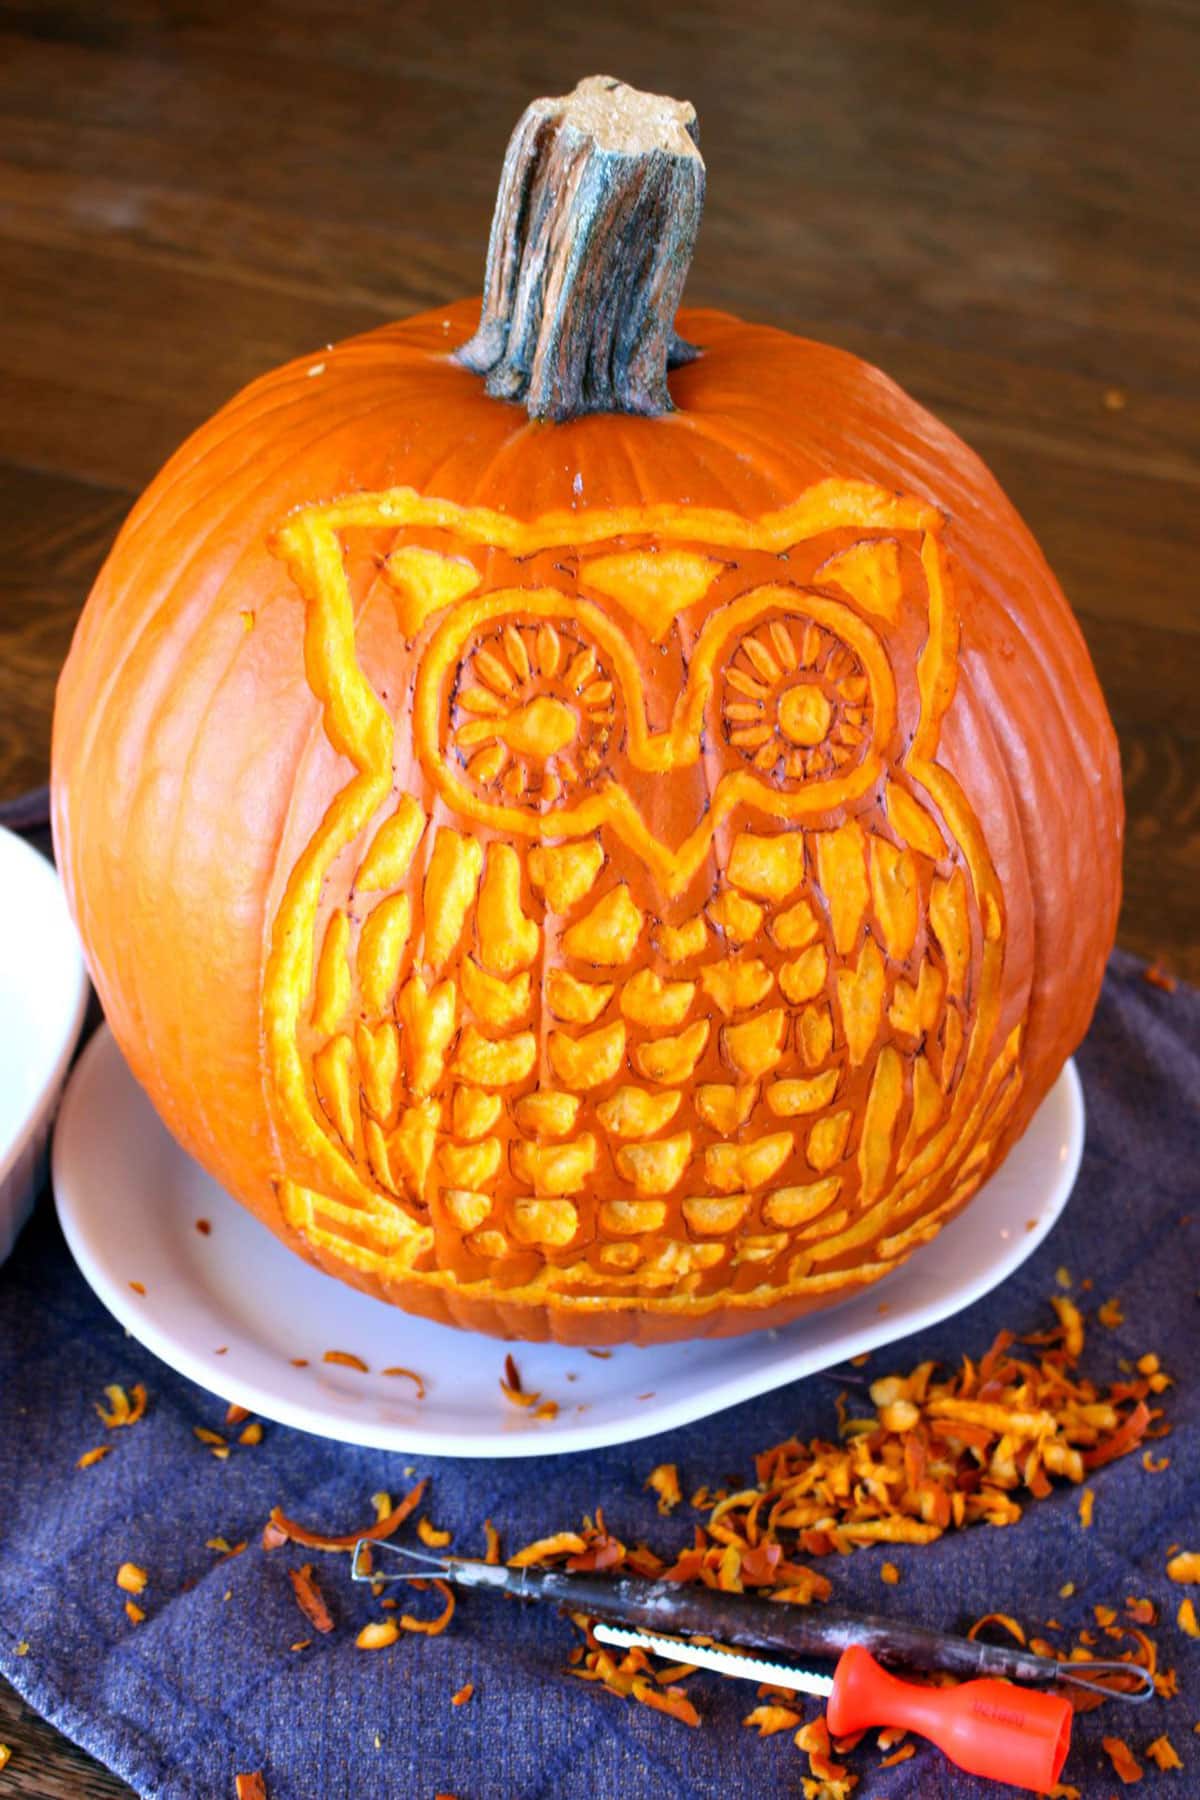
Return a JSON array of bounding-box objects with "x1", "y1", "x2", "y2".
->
[{"x1": 0, "y1": 825, "x2": 90, "y2": 1191}]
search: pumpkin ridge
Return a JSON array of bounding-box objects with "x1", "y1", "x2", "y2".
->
[
  {"x1": 943, "y1": 651, "x2": 1036, "y2": 1071},
  {"x1": 64, "y1": 379, "x2": 420, "y2": 875},
  {"x1": 160, "y1": 623, "x2": 289, "y2": 1169},
  {"x1": 66, "y1": 404, "x2": 375, "y2": 1100},
  {"x1": 667, "y1": 390, "x2": 841, "y2": 500},
  {"x1": 954, "y1": 604, "x2": 1118, "y2": 1130}
]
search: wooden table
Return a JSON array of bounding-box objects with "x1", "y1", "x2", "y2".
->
[{"x1": 2, "y1": 1, "x2": 1196, "y2": 1791}]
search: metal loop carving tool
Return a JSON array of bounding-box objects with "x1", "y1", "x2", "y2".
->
[{"x1": 352, "y1": 1540, "x2": 1155, "y2": 1708}]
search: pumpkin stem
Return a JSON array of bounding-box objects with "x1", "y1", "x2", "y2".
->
[{"x1": 456, "y1": 75, "x2": 705, "y2": 421}]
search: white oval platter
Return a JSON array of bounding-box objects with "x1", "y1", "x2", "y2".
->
[{"x1": 54, "y1": 1025, "x2": 1084, "y2": 1457}]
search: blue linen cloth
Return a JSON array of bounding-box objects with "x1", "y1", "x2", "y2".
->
[{"x1": 0, "y1": 945, "x2": 1196, "y2": 1799}]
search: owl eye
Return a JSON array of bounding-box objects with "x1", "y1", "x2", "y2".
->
[
  {"x1": 721, "y1": 615, "x2": 872, "y2": 785},
  {"x1": 448, "y1": 618, "x2": 616, "y2": 806}
]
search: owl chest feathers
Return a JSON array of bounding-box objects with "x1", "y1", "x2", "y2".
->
[{"x1": 300, "y1": 797, "x2": 975, "y2": 1298}]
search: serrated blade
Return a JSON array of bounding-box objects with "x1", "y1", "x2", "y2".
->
[{"x1": 592, "y1": 1622, "x2": 834, "y2": 1698}]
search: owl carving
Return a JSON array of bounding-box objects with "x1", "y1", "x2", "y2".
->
[{"x1": 264, "y1": 480, "x2": 1025, "y2": 1339}]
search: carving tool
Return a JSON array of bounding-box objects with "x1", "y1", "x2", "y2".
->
[{"x1": 354, "y1": 1542, "x2": 1154, "y2": 1794}]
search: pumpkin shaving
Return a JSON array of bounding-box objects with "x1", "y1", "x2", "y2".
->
[
  {"x1": 498, "y1": 1351, "x2": 557, "y2": 1417},
  {"x1": 95, "y1": 1383, "x2": 147, "y2": 1428},
  {"x1": 264, "y1": 1479, "x2": 427, "y2": 1552},
  {"x1": 381, "y1": 1366, "x2": 426, "y2": 1396},
  {"x1": 399, "y1": 1579, "x2": 456, "y2": 1636},
  {"x1": 1101, "y1": 1735, "x2": 1143, "y2": 1783},
  {"x1": 288, "y1": 1564, "x2": 334, "y2": 1634}
]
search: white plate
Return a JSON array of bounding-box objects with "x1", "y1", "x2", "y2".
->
[
  {"x1": 0, "y1": 826, "x2": 89, "y2": 1265},
  {"x1": 54, "y1": 1026, "x2": 1084, "y2": 1457}
]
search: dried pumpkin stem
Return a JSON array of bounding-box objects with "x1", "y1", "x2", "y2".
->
[{"x1": 457, "y1": 74, "x2": 705, "y2": 420}]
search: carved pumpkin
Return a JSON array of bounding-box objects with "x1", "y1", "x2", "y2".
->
[{"x1": 52, "y1": 79, "x2": 1121, "y2": 1345}]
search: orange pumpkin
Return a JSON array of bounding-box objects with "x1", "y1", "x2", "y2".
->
[{"x1": 52, "y1": 78, "x2": 1121, "y2": 1345}]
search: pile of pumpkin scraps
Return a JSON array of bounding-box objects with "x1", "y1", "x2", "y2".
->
[
  {"x1": 240, "y1": 1292, "x2": 1172, "y2": 1795},
  {"x1": 536, "y1": 1294, "x2": 1170, "y2": 1788}
]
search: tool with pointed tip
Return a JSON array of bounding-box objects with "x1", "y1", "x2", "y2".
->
[{"x1": 353, "y1": 1540, "x2": 1153, "y2": 1706}]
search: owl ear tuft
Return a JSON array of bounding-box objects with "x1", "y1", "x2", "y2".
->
[
  {"x1": 817, "y1": 538, "x2": 903, "y2": 622},
  {"x1": 383, "y1": 546, "x2": 481, "y2": 637}
]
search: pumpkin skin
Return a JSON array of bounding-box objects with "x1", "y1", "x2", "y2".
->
[{"x1": 51, "y1": 297, "x2": 1122, "y2": 1345}]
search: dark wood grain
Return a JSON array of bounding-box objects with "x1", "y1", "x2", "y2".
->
[
  {"x1": 1, "y1": 1, "x2": 1197, "y2": 1790},
  {"x1": 0, "y1": 1679, "x2": 125, "y2": 1798}
]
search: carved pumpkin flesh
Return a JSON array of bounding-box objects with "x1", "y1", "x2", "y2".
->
[{"x1": 51, "y1": 79, "x2": 1121, "y2": 1344}]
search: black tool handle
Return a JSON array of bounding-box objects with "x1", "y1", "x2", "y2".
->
[{"x1": 505, "y1": 1566, "x2": 1058, "y2": 1686}]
